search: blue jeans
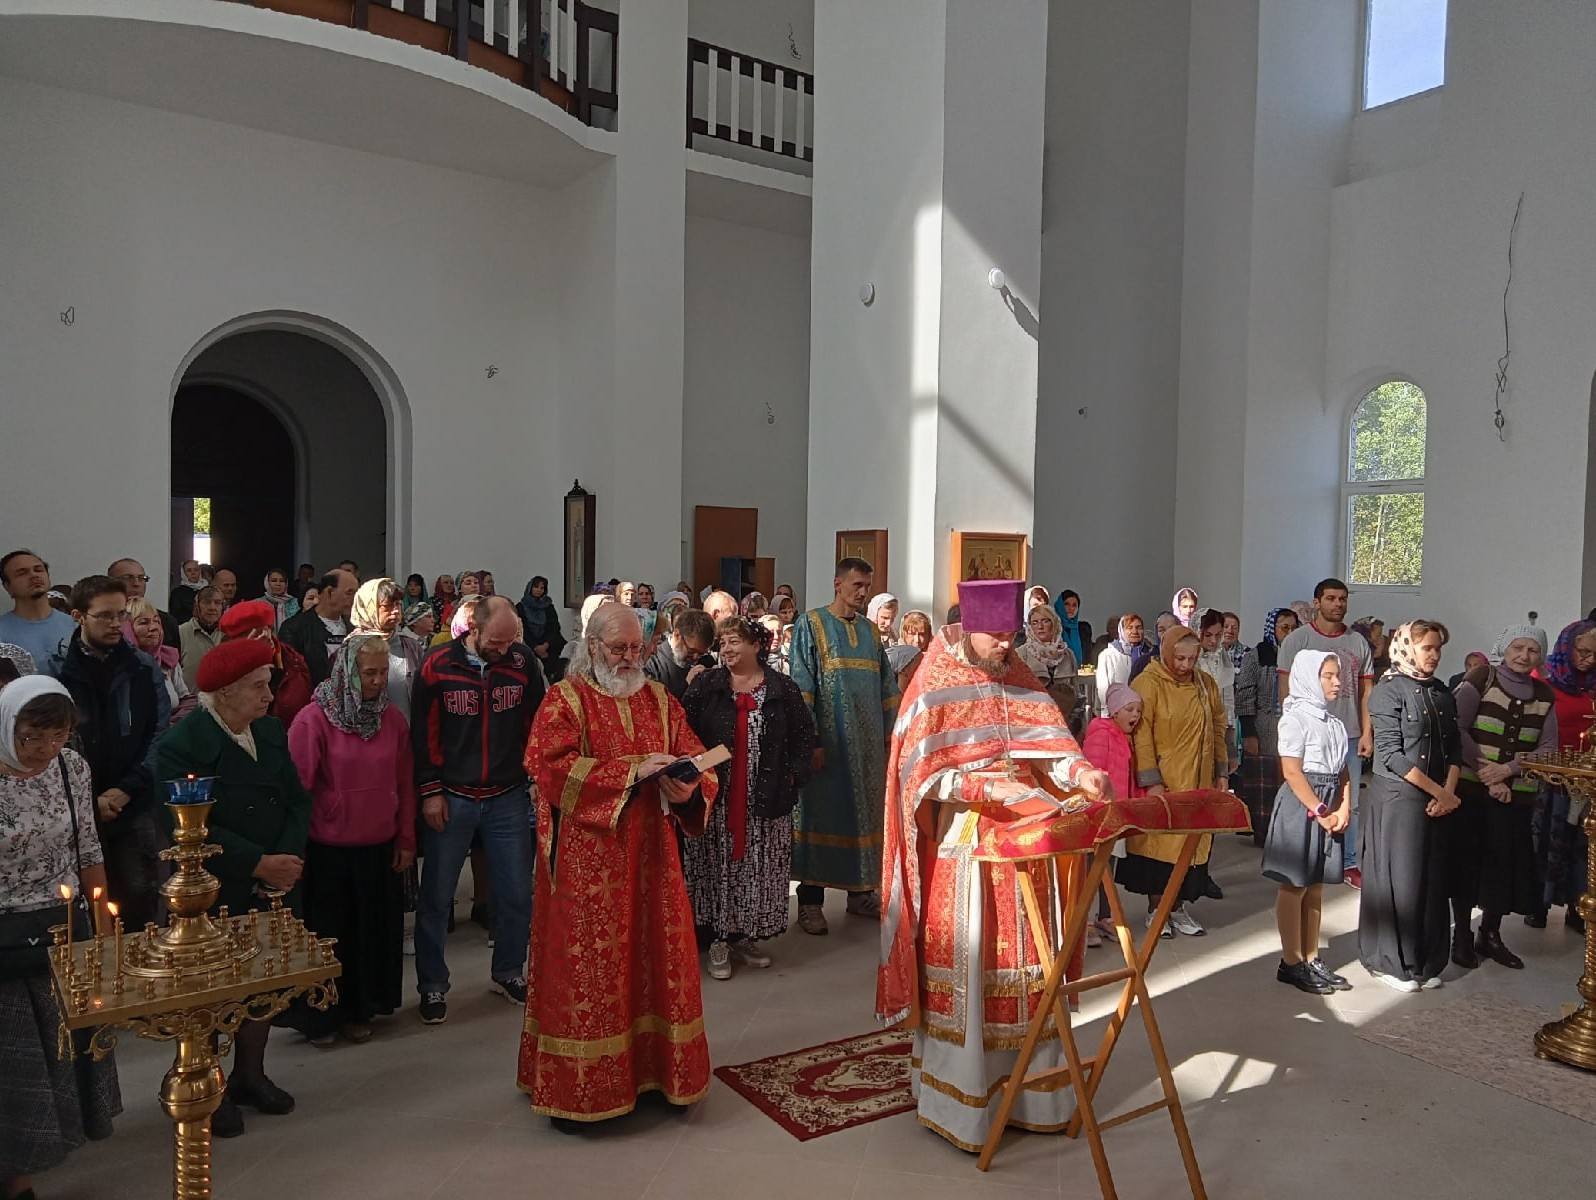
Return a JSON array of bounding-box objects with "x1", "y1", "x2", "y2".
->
[
  {"x1": 1345, "y1": 737, "x2": 1363, "y2": 869},
  {"x1": 415, "y1": 786, "x2": 532, "y2": 994}
]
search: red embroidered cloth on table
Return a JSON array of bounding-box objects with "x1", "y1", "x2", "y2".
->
[{"x1": 972, "y1": 788, "x2": 1251, "y2": 862}]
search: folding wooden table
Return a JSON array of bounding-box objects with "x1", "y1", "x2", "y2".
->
[{"x1": 971, "y1": 789, "x2": 1251, "y2": 1199}]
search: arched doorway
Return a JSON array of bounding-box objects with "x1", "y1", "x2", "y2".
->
[{"x1": 170, "y1": 314, "x2": 411, "y2": 585}]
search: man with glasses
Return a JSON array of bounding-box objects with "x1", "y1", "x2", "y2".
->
[
  {"x1": 644, "y1": 607, "x2": 716, "y2": 699},
  {"x1": 409, "y1": 595, "x2": 544, "y2": 1025},
  {"x1": 109, "y1": 556, "x2": 180, "y2": 648},
  {"x1": 0, "y1": 548, "x2": 80, "y2": 677},
  {"x1": 58, "y1": 575, "x2": 166, "y2": 928},
  {"x1": 520, "y1": 603, "x2": 717, "y2": 1127}
]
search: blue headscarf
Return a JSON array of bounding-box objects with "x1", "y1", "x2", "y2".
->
[{"x1": 1052, "y1": 590, "x2": 1084, "y2": 662}]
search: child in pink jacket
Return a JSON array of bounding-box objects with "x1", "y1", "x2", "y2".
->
[{"x1": 1082, "y1": 683, "x2": 1145, "y2": 943}]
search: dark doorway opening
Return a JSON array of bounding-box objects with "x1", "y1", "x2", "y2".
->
[{"x1": 171, "y1": 385, "x2": 296, "y2": 592}]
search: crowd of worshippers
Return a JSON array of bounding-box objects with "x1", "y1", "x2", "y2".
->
[{"x1": 3, "y1": 545, "x2": 1595, "y2": 1189}]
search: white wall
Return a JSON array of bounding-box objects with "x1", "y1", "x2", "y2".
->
[
  {"x1": 689, "y1": 0, "x2": 813, "y2": 65},
  {"x1": 0, "y1": 74, "x2": 582, "y2": 595},
  {"x1": 1034, "y1": 0, "x2": 1189, "y2": 625},
  {"x1": 1323, "y1": 1, "x2": 1596, "y2": 655},
  {"x1": 185, "y1": 331, "x2": 388, "y2": 574},
  {"x1": 682, "y1": 214, "x2": 811, "y2": 595}
]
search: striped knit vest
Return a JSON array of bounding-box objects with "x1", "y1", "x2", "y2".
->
[{"x1": 1460, "y1": 665, "x2": 1553, "y2": 795}]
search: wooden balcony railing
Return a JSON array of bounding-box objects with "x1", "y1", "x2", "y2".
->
[
  {"x1": 687, "y1": 38, "x2": 813, "y2": 167},
  {"x1": 245, "y1": 0, "x2": 617, "y2": 126}
]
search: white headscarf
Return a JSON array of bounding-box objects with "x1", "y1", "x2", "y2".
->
[
  {"x1": 0, "y1": 675, "x2": 73, "y2": 771},
  {"x1": 1282, "y1": 650, "x2": 1335, "y2": 719},
  {"x1": 867, "y1": 593, "x2": 899, "y2": 622}
]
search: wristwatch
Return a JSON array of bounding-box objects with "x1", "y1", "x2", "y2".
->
[{"x1": 1310, "y1": 801, "x2": 1331, "y2": 820}]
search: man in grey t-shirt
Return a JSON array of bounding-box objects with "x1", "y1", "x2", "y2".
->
[{"x1": 1277, "y1": 578, "x2": 1373, "y2": 880}]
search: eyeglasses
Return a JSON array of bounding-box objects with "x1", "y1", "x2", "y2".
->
[
  {"x1": 85, "y1": 610, "x2": 130, "y2": 624},
  {"x1": 115, "y1": 573, "x2": 151, "y2": 584},
  {"x1": 599, "y1": 640, "x2": 645, "y2": 658},
  {"x1": 16, "y1": 731, "x2": 71, "y2": 750}
]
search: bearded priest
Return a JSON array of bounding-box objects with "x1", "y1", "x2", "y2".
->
[
  {"x1": 877, "y1": 579, "x2": 1112, "y2": 1152},
  {"x1": 519, "y1": 602, "x2": 719, "y2": 1127}
]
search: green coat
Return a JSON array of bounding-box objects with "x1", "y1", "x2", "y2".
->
[{"x1": 156, "y1": 707, "x2": 313, "y2": 915}]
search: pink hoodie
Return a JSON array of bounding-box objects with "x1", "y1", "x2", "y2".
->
[{"x1": 1082, "y1": 716, "x2": 1143, "y2": 801}]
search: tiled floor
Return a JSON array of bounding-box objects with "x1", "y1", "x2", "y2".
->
[{"x1": 37, "y1": 836, "x2": 1595, "y2": 1198}]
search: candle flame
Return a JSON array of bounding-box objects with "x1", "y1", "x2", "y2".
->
[
  {"x1": 106, "y1": 902, "x2": 119, "y2": 917},
  {"x1": 59, "y1": 883, "x2": 72, "y2": 900},
  {"x1": 91, "y1": 886, "x2": 103, "y2": 901}
]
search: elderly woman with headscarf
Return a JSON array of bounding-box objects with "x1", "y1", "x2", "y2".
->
[
  {"x1": 1262, "y1": 651, "x2": 1351, "y2": 994},
  {"x1": 1529, "y1": 619, "x2": 1596, "y2": 932},
  {"x1": 1445, "y1": 621, "x2": 1556, "y2": 972},
  {"x1": 1016, "y1": 604, "x2": 1079, "y2": 724},
  {"x1": 403, "y1": 601, "x2": 435, "y2": 644},
  {"x1": 866, "y1": 593, "x2": 899, "y2": 648},
  {"x1": 1360, "y1": 621, "x2": 1462, "y2": 993},
  {"x1": 429, "y1": 575, "x2": 456, "y2": 627},
  {"x1": 1234, "y1": 607, "x2": 1300, "y2": 842},
  {"x1": 157, "y1": 638, "x2": 312, "y2": 1136},
  {"x1": 220, "y1": 600, "x2": 315, "y2": 728},
  {"x1": 259, "y1": 568, "x2": 300, "y2": 632},
  {"x1": 1123, "y1": 623, "x2": 1228, "y2": 937},
  {"x1": 349, "y1": 578, "x2": 426, "y2": 719},
  {"x1": 287, "y1": 634, "x2": 416, "y2": 1046},
  {"x1": 0, "y1": 677, "x2": 121, "y2": 1200},
  {"x1": 1051, "y1": 589, "x2": 1092, "y2": 664},
  {"x1": 516, "y1": 576, "x2": 566, "y2": 683},
  {"x1": 1095, "y1": 615, "x2": 1150, "y2": 715}
]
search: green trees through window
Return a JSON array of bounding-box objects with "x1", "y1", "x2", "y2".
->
[{"x1": 1346, "y1": 381, "x2": 1425, "y2": 587}]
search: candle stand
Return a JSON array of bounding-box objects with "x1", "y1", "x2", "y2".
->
[{"x1": 48, "y1": 779, "x2": 339, "y2": 1199}]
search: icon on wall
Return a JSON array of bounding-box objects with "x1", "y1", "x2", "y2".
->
[{"x1": 563, "y1": 481, "x2": 596, "y2": 609}]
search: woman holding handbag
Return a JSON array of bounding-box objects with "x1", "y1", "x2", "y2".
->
[{"x1": 0, "y1": 675, "x2": 121, "y2": 1200}]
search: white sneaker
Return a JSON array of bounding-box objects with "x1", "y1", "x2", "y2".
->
[
  {"x1": 1145, "y1": 912, "x2": 1175, "y2": 940},
  {"x1": 708, "y1": 940, "x2": 732, "y2": 980},
  {"x1": 1168, "y1": 905, "x2": 1206, "y2": 937},
  {"x1": 1420, "y1": 975, "x2": 1444, "y2": 990},
  {"x1": 1371, "y1": 970, "x2": 1420, "y2": 993}
]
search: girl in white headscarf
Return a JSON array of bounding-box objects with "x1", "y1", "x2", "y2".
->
[{"x1": 1260, "y1": 650, "x2": 1351, "y2": 995}]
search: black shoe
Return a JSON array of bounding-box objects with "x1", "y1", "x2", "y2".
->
[
  {"x1": 550, "y1": 1116, "x2": 584, "y2": 1134},
  {"x1": 1203, "y1": 878, "x2": 1224, "y2": 900},
  {"x1": 1525, "y1": 911, "x2": 1548, "y2": 928},
  {"x1": 1277, "y1": 960, "x2": 1335, "y2": 994},
  {"x1": 490, "y1": 976, "x2": 528, "y2": 1004},
  {"x1": 211, "y1": 1095, "x2": 244, "y2": 1139},
  {"x1": 1451, "y1": 927, "x2": 1480, "y2": 969},
  {"x1": 228, "y1": 1075, "x2": 295, "y2": 1116},
  {"x1": 1476, "y1": 930, "x2": 1525, "y2": 969},
  {"x1": 1567, "y1": 910, "x2": 1586, "y2": 935},
  {"x1": 1306, "y1": 958, "x2": 1353, "y2": 990},
  {"x1": 419, "y1": 991, "x2": 448, "y2": 1024}
]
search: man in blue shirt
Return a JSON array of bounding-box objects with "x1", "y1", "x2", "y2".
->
[{"x1": 0, "y1": 548, "x2": 79, "y2": 677}]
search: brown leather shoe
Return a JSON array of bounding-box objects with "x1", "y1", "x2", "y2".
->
[{"x1": 797, "y1": 904, "x2": 828, "y2": 935}]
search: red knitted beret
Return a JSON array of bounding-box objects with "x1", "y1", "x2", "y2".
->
[
  {"x1": 219, "y1": 600, "x2": 276, "y2": 638},
  {"x1": 195, "y1": 637, "x2": 275, "y2": 693}
]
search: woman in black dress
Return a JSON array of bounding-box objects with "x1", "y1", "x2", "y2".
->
[{"x1": 1359, "y1": 620, "x2": 1462, "y2": 992}]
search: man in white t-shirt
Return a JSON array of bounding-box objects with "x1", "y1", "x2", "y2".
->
[{"x1": 1277, "y1": 578, "x2": 1373, "y2": 885}]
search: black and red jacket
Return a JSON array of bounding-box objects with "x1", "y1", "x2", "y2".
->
[{"x1": 410, "y1": 638, "x2": 545, "y2": 802}]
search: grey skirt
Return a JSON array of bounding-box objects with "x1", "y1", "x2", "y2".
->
[
  {"x1": 0, "y1": 971, "x2": 121, "y2": 1178},
  {"x1": 1261, "y1": 771, "x2": 1345, "y2": 888}
]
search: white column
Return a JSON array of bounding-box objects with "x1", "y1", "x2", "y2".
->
[{"x1": 609, "y1": 0, "x2": 689, "y2": 583}]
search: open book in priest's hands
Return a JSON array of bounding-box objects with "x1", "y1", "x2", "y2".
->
[{"x1": 627, "y1": 744, "x2": 731, "y2": 793}]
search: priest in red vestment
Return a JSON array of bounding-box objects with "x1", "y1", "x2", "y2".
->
[
  {"x1": 519, "y1": 603, "x2": 719, "y2": 1126},
  {"x1": 877, "y1": 579, "x2": 1111, "y2": 1151}
]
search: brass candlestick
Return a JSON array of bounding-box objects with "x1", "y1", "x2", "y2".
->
[
  {"x1": 1520, "y1": 749, "x2": 1596, "y2": 1070},
  {"x1": 48, "y1": 779, "x2": 339, "y2": 1200}
]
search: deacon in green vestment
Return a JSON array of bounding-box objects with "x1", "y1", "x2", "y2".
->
[{"x1": 789, "y1": 557, "x2": 899, "y2": 934}]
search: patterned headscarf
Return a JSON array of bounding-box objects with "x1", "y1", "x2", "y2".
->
[
  {"x1": 1384, "y1": 621, "x2": 1437, "y2": 682},
  {"x1": 314, "y1": 633, "x2": 389, "y2": 740},
  {"x1": 740, "y1": 591, "x2": 769, "y2": 618},
  {"x1": 349, "y1": 577, "x2": 397, "y2": 635},
  {"x1": 1262, "y1": 608, "x2": 1290, "y2": 649},
  {"x1": 1543, "y1": 620, "x2": 1596, "y2": 697}
]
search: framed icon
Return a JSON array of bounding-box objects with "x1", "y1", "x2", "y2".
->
[
  {"x1": 949, "y1": 531, "x2": 1028, "y2": 595},
  {"x1": 563, "y1": 481, "x2": 596, "y2": 609},
  {"x1": 835, "y1": 529, "x2": 889, "y2": 591}
]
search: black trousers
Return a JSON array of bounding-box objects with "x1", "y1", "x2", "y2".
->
[{"x1": 100, "y1": 810, "x2": 166, "y2": 930}]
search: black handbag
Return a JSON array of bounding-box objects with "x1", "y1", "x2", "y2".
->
[{"x1": 0, "y1": 757, "x2": 93, "y2": 980}]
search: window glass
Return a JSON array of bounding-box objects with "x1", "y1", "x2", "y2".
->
[{"x1": 1364, "y1": 0, "x2": 1447, "y2": 109}]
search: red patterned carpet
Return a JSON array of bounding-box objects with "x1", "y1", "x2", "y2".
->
[{"x1": 714, "y1": 1029, "x2": 915, "y2": 1140}]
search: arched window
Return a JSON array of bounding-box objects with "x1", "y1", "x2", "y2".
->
[{"x1": 1344, "y1": 380, "x2": 1425, "y2": 587}]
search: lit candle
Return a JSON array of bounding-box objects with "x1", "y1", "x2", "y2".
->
[
  {"x1": 58, "y1": 884, "x2": 74, "y2": 972},
  {"x1": 107, "y1": 902, "x2": 123, "y2": 978},
  {"x1": 90, "y1": 886, "x2": 105, "y2": 960}
]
